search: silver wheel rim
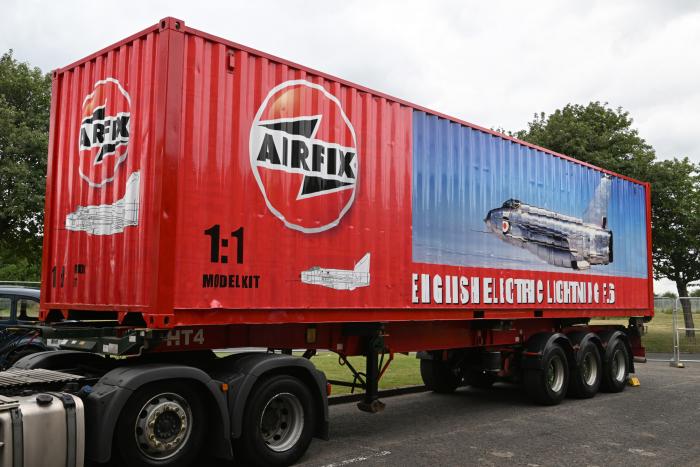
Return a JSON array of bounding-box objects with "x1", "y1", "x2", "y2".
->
[
  {"x1": 259, "y1": 392, "x2": 304, "y2": 452},
  {"x1": 582, "y1": 352, "x2": 599, "y2": 387},
  {"x1": 547, "y1": 355, "x2": 565, "y2": 393},
  {"x1": 134, "y1": 392, "x2": 193, "y2": 461},
  {"x1": 612, "y1": 349, "x2": 626, "y2": 382}
]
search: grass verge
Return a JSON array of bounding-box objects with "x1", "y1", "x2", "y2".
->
[
  {"x1": 308, "y1": 352, "x2": 422, "y2": 396},
  {"x1": 591, "y1": 311, "x2": 700, "y2": 354}
]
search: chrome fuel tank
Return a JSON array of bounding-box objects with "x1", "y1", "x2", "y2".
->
[{"x1": 0, "y1": 392, "x2": 85, "y2": 467}]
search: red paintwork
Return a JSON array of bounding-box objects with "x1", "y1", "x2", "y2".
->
[
  {"x1": 153, "y1": 322, "x2": 523, "y2": 355},
  {"x1": 153, "y1": 320, "x2": 643, "y2": 360},
  {"x1": 41, "y1": 18, "x2": 653, "y2": 331}
]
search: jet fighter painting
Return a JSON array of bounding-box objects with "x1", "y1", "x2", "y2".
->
[
  {"x1": 301, "y1": 253, "x2": 370, "y2": 290},
  {"x1": 484, "y1": 176, "x2": 612, "y2": 270}
]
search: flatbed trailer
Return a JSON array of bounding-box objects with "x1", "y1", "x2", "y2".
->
[{"x1": 1, "y1": 17, "x2": 652, "y2": 467}]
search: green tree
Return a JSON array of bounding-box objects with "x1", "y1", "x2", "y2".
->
[
  {"x1": 517, "y1": 102, "x2": 698, "y2": 336},
  {"x1": 0, "y1": 50, "x2": 51, "y2": 280},
  {"x1": 648, "y1": 158, "x2": 700, "y2": 336},
  {"x1": 515, "y1": 102, "x2": 655, "y2": 181}
]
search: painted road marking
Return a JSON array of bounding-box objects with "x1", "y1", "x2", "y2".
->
[{"x1": 320, "y1": 450, "x2": 392, "y2": 467}]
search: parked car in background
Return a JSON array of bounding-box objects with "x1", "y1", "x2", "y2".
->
[{"x1": 0, "y1": 286, "x2": 49, "y2": 367}]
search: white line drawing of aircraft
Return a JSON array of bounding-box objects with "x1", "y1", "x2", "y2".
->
[{"x1": 301, "y1": 253, "x2": 370, "y2": 290}]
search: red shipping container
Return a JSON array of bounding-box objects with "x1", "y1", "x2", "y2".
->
[{"x1": 41, "y1": 18, "x2": 653, "y2": 328}]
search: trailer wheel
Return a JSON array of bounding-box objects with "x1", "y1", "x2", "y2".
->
[
  {"x1": 601, "y1": 338, "x2": 629, "y2": 393},
  {"x1": 234, "y1": 374, "x2": 316, "y2": 467},
  {"x1": 568, "y1": 340, "x2": 602, "y2": 398},
  {"x1": 115, "y1": 381, "x2": 205, "y2": 467},
  {"x1": 420, "y1": 358, "x2": 460, "y2": 393},
  {"x1": 523, "y1": 343, "x2": 569, "y2": 405}
]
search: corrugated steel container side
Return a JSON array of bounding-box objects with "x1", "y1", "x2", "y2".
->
[
  {"x1": 411, "y1": 111, "x2": 649, "y2": 309},
  {"x1": 170, "y1": 32, "x2": 413, "y2": 317},
  {"x1": 41, "y1": 21, "x2": 178, "y2": 317},
  {"x1": 41, "y1": 18, "x2": 653, "y2": 326}
]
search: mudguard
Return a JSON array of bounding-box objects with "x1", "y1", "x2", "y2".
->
[
  {"x1": 13, "y1": 349, "x2": 109, "y2": 371},
  {"x1": 567, "y1": 331, "x2": 604, "y2": 366},
  {"x1": 16, "y1": 351, "x2": 230, "y2": 462},
  {"x1": 85, "y1": 364, "x2": 230, "y2": 463},
  {"x1": 208, "y1": 352, "x2": 330, "y2": 441},
  {"x1": 597, "y1": 329, "x2": 635, "y2": 374},
  {"x1": 521, "y1": 332, "x2": 574, "y2": 370}
]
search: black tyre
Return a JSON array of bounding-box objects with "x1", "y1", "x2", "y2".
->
[
  {"x1": 601, "y1": 338, "x2": 629, "y2": 393},
  {"x1": 568, "y1": 340, "x2": 602, "y2": 398},
  {"x1": 233, "y1": 375, "x2": 316, "y2": 467},
  {"x1": 115, "y1": 381, "x2": 206, "y2": 467},
  {"x1": 523, "y1": 343, "x2": 569, "y2": 405},
  {"x1": 420, "y1": 358, "x2": 460, "y2": 393}
]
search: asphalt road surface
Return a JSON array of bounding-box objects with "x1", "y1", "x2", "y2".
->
[{"x1": 297, "y1": 359, "x2": 700, "y2": 467}]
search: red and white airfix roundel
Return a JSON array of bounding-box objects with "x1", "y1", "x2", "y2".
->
[
  {"x1": 78, "y1": 78, "x2": 131, "y2": 188},
  {"x1": 250, "y1": 80, "x2": 358, "y2": 233}
]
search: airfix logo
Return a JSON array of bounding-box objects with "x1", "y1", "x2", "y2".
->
[
  {"x1": 250, "y1": 80, "x2": 358, "y2": 233},
  {"x1": 78, "y1": 78, "x2": 131, "y2": 187}
]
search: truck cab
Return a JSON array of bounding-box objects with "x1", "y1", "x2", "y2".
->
[
  {"x1": 0, "y1": 286, "x2": 41, "y2": 324},
  {"x1": 0, "y1": 286, "x2": 47, "y2": 367}
]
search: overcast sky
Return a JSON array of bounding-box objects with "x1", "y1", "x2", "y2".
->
[{"x1": 3, "y1": 0, "x2": 698, "y2": 293}]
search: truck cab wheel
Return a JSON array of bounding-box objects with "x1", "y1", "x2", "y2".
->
[
  {"x1": 568, "y1": 340, "x2": 602, "y2": 398},
  {"x1": 601, "y1": 338, "x2": 629, "y2": 393},
  {"x1": 234, "y1": 374, "x2": 316, "y2": 467},
  {"x1": 115, "y1": 381, "x2": 206, "y2": 467},
  {"x1": 420, "y1": 358, "x2": 460, "y2": 393},
  {"x1": 523, "y1": 343, "x2": 569, "y2": 405}
]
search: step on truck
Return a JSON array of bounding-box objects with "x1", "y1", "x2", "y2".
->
[{"x1": 0, "y1": 17, "x2": 652, "y2": 467}]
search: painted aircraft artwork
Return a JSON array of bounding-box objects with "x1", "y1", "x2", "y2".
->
[
  {"x1": 301, "y1": 253, "x2": 370, "y2": 290},
  {"x1": 484, "y1": 176, "x2": 613, "y2": 270}
]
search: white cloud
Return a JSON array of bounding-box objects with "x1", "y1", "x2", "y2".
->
[{"x1": 2, "y1": 1, "x2": 698, "y2": 164}]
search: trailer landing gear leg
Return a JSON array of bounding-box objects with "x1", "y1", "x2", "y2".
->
[{"x1": 357, "y1": 332, "x2": 386, "y2": 413}]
